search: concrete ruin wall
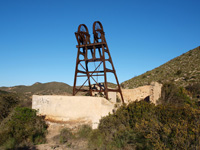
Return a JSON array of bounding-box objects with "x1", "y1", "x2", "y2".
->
[
  {"x1": 32, "y1": 82, "x2": 162, "y2": 129},
  {"x1": 149, "y1": 82, "x2": 163, "y2": 104},
  {"x1": 118, "y1": 82, "x2": 162, "y2": 104},
  {"x1": 32, "y1": 95, "x2": 115, "y2": 129}
]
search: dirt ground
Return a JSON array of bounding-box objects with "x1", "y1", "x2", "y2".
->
[{"x1": 35, "y1": 121, "x2": 88, "y2": 150}]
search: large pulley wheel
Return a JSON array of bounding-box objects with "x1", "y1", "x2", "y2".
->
[
  {"x1": 77, "y1": 24, "x2": 90, "y2": 45},
  {"x1": 93, "y1": 21, "x2": 105, "y2": 43}
]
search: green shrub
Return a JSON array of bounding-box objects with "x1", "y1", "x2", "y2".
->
[
  {"x1": 186, "y1": 83, "x2": 200, "y2": 98},
  {"x1": 77, "y1": 124, "x2": 92, "y2": 139},
  {"x1": 158, "y1": 82, "x2": 196, "y2": 107},
  {"x1": 0, "y1": 91, "x2": 19, "y2": 122},
  {"x1": 88, "y1": 101, "x2": 200, "y2": 149},
  {"x1": 59, "y1": 128, "x2": 73, "y2": 144},
  {"x1": 88, "y1": 129, "x2": 104, "y2": 150},
  {"x1": 0, "y1": 107, "x2": 47, "y2": 149},
  {"x1": 175, "y1": 70, "x2": 182, "y2": 76}
]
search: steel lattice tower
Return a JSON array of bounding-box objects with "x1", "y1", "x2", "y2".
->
[{"x1": 73, "y1": 21, "x2": 124, "y2": 103}]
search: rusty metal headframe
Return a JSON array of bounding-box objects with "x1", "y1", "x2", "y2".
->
[
  {"x1": 75, "y1": 24, "x2": 91, "y2": 45},
  {"x1": 73, "y1": 21, "x2": 124, "y2": 103},
  {"x1": 93, "y1": 21, "x2": 106, "y2": 43}
]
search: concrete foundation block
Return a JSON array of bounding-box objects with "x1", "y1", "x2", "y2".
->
[{"x1": 32, "y1": 95, "x2": 114, "y2": 129}]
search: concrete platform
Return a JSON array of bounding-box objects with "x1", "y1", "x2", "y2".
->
[{"x1": 32, "y1": 95, "x2": 115, "y2": 129}]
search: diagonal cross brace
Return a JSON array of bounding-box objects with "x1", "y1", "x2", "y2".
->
[{"x1": 74, "y1": 61, "x2": 103, "y2": 95}]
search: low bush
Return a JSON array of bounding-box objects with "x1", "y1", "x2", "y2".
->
[
  {"x1": 0, "y1": 91, "x2": 19, "y2": 122},
  {"x1": 77, "y1": 124, "x2": 92, "y2": 139},
  {"x1": 88, "y1": 101, "x2": 200, "y2": 149},
  {"x1": 59, "y1": 128, "x2": 74, "y2": 144},
  {"x1": 158, "y1": 82, "x2": 197, "y2": 107},
  {"x1": 175, "y1": 70, "x2": 182, "y2": 76},
  {"x1": 186, "y1": 83, "x2": 200, "y2": 98},
  {"x1": 88, "y1": 129, "x2": 104, "y2": 149},
  {"x1": 59, "y1": 124, "x2": 92, "y2": 144},
  {"x1": 0, "y1": 107, "x2": 48, "y2": 149}
]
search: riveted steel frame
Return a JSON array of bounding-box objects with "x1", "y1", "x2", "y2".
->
[{"x1": 73, "y1": 21, "x2": 124, "y2": 103}]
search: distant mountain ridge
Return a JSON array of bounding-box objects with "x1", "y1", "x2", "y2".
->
[
  {"x1": 1, "y1": 46, "x2": 199, "y2": 95},
  {"x1": 0, "y1": 81, "x2": 118, "y2": 98},
  {"x1": 0, "y1": 81, "x2": 73, "y2": 96},
  {"x1": 121, "y1": 46, "x2": 200, "y2": 89}
]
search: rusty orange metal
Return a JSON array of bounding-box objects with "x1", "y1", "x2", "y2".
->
[{"x1": 73, "y1": 21, "x2": 124, "y2": 103}]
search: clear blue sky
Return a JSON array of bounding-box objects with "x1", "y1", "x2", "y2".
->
[{"x1": 0, "y1": 0, "x2": 200, "y2": 87}]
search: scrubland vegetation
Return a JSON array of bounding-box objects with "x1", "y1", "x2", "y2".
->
[
  {"x1": 0, "y1": 82, "x2": 200, "y2": 150},
  {"x1": 0, "y1": 82, "x2": 200, "y2": 149},
  {"x1": 86, "y1": 82, "x2": 200, "y2": 150},
  {"x1": 0, "y1": 91, "x2": 48, "y2": 150},
  {"x1": 54, "y1": 82, "x2": 200, "y2": 150},
  {"x1": 0, "y1": 46, "x2": 199, "y2": 149},
  {"x1": 122, "y1": 46, "x2": 200, "y2": 89}
]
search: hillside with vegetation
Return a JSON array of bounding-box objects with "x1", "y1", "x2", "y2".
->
[
  {"x1": 1, "y1": 81, "x2": 200, "y2": 149},
  {"x1": 88, "y1": 101, "x2": 200, "y2": 149},
  {"x1": 0, "y1": 82, "x2": 73, "y2": 102},
  {"x1": 0, "y1": 81, "x2": 73, "y2": 95},
  {"x1": 121, "y1": 46, "x2": 200, "y2": 89},
  {"x1": 48, "y1": 82, "x2": 200, "y2": 149},
  {"x1": 0, "y1": 46, "x2": 200, "y2": 149},
  {"x1": 0, "y1": 81, "x2": 118, "y2": 99}
]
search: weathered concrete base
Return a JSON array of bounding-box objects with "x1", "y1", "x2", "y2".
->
[
  {"x1": 92, "y1": 92, "x2": 117, "y2": 103},
  {"x1": 32, "y1": 95, "x2": 114, "y2": 129},
  {"x1": 118, "y1": 82, "x2": 162, "y2": 104}
]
